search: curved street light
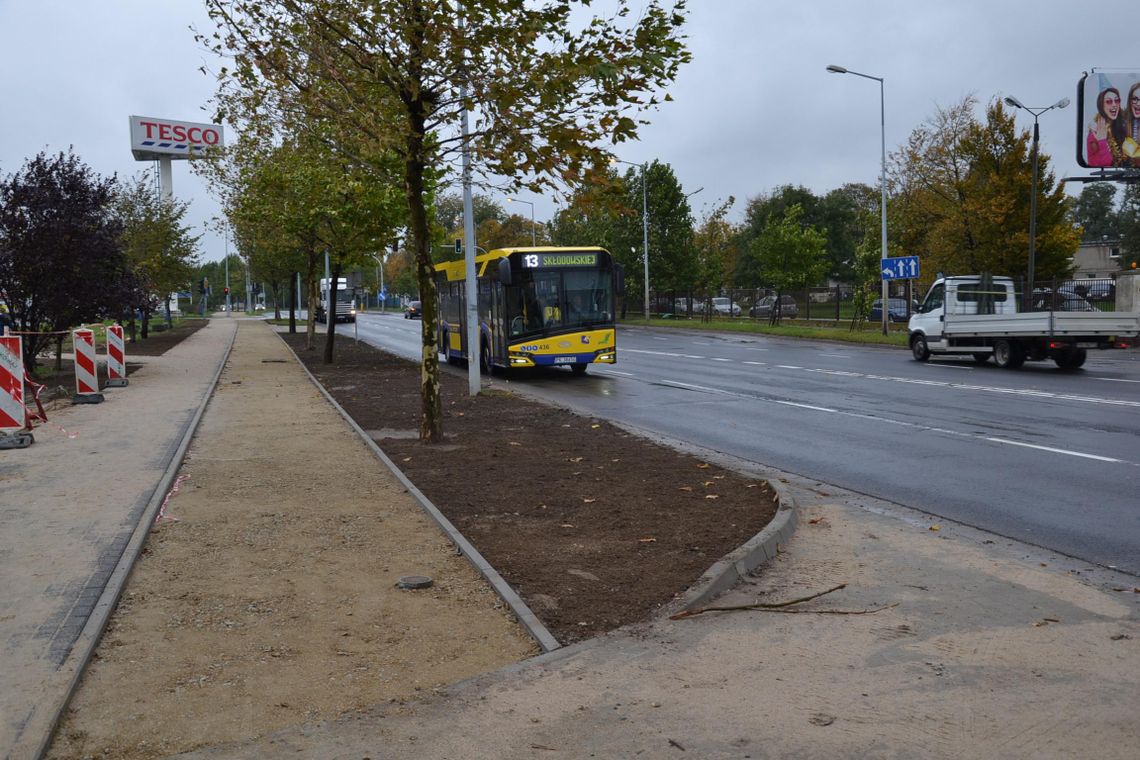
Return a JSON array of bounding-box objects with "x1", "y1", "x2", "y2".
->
[
  {"x1": 612, "y1": 157, "x2": 650, "y2": 321},
  {"x1": 827, "y1": 64, "x2": 889, "y2": 335},
  {"x1": 1003, "y1": 95, "x2": 1070, "y2": 303},
  {"x1": 507, "y1": 197, "x2": 537, "y2": 246}
]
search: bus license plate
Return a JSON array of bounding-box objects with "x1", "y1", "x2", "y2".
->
[
  {"x1": 554, "y1": 356, "x2": 575, "y2": 364},
  {"x1": 1076, "y1": 342, "x2": 1097, "y2": 348}
]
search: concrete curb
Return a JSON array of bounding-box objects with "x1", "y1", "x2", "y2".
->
[
  {"x1": 23, "y1": 320, "x2": 239, "y2": 760},
  {"x1": 276, "y1": 330, "x2": 562, "y2": 654},
  {"x1": 668, "y1": 478, "x2": 798, "y2": 615}
]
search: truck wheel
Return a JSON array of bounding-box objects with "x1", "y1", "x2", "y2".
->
[
  {"x1": 973, "y1": 353, "x2": 990, "y2": 364},
  {"x1": 1054, "y1": 349, "x2": 1087, "y2": 370},
  {"x1": 993, "y1": 339, "x2": 1024, "y2": 369},
  {"x1": 910, "y1": 334, "x2": 930, "y2": 362}
]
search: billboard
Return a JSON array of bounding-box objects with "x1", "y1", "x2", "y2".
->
[
  {"x1": 1077, "y1": 72, "x2": 1140, "y2": 168},
  {"x1": 129, "y1": 115, "x2": 224, "y2": 161}
]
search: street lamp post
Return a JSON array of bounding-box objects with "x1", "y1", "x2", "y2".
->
[
  {"x1": 827, "y1": 64, "x2": 889, "y2": 336},
  {"x1": 1003, "y1": 95, "x2": 1070, "y2": 305},
  {"x1": 507, "y1": 197, "x2": 537, "y2": 246},
  {"x1": 613, "y1": 158, "x2": 650, "y2": 321}
]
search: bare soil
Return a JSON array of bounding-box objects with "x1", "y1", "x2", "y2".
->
[{"x1": 281, "y1": 331, "x2": 778, "y2": 644}]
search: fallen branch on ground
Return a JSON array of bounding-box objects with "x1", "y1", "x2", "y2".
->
[{"x1": 671, "y1": 583, "x2": 849, "y2": 619}]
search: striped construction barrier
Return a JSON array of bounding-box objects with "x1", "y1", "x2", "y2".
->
[
  {"x1": 0, "y1": 335, "x2": 34, "y2": 448},
  {"x1": 106, "y1": 324, "x2": 128, "y2": 387},
  {"x1": 72, "y1": 328, "x2": 104, "y2": 405}
]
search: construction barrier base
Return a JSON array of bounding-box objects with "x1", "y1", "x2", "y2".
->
[
  {"x1": 105, "y1": 378, "x2": 129, "y2": 388},
  {"x1": 0, "y1": 431, "x2": 34, "y2": 449},
  {"x1": 72, "y1": 393, "x2": 105, "y2": 405}
]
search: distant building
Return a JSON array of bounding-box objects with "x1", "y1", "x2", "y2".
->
[{"x1": 1072, "y1": 239, "x2": 1124, "y2": 279}]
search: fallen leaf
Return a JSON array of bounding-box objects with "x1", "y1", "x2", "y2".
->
[
  {"x1": 639, "y1": 537, "x2": 657, "y2": 543},
  {"x1": 929, "y1": 524, "x2": 941, "y2": 532},
  {"x1": 402, "y1": 457, "x2": 412, "y2": 462},
  {"x1": 697, "y1": 463, "x2": 710, "y2": 469},
  {"x1": 746, "y1": 483, "x2": 757, "y2": 488},
  {"x1": 611, "y1": 458, "x2": 620, "y2": 462},
  {"x1": 591, "y1": 424, "x2": 600, "y2": 429},
  {"x1": 678, "y1": 486, "x2": 693, "y2": 492},
  {"x1": 705, "y1": 494, "x2": 719, "y2": 500},
  {"x1": 713, "y1": 475, "x2": 725, "y2": 480},
  {"x1": 808, "y1": 517, "x2": 827, "y2": 525},
  {"x1": 568, "y1": 456, "x2": 584, "y2": 463},
  {"x1": 456, "y1": 411, "x2": 464, "y2": 416},
  {"x1": 560, "y1": 524, "x2": 575, "y2": 528},
  {"x1": 509, "y1": 441, "x2": 521, "y2": 446},
  {"x1": 583, "y1": 498, "x2": 596, "y2": 504},
  {"x1": 702, "y1": 481, "x2": 715, "y2": 487}
]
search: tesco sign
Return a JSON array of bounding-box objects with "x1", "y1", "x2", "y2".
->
[{"x1": 129, "y1": 115, "x2": 224, "y2": 160}]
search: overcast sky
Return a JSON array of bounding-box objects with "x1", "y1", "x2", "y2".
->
[{"x1": 1, "y1": 0, "x2": 1133, "y2": 263}]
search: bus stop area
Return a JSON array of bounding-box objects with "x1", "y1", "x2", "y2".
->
[{"x1": 1, "y1": 319, "x2": 1136, "y2": 759}]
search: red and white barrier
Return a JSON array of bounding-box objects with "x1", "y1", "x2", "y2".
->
[
  {"x1": 0, "y1": 336, "x2": 33, "y2": 448},
  {"x1": 72, "y1": 328, "x2": 104, "y2": 404},
  {"x1": 106, "y1": 324, "x2": 128, "y2": 387}
]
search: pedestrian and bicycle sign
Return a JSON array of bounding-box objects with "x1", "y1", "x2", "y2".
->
[{"x1": 881, "y1": 256, "x2": 920, "y2": 280}]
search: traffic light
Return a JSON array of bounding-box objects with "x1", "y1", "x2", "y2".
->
[{"x1": 224, "y1": 287, "x2": 230, "y2": 295}]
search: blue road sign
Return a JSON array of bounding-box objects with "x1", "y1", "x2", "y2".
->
[{"x1": 881, "y1": 256, "x2": 920, "y2": 280}]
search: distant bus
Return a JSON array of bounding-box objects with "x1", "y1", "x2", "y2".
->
[
  {"x1": 317, "y1": 277, "x2": 356, "y2": 323},
  {"x1": 435, "y1": 247, "x2": 623, "y2": 374}
]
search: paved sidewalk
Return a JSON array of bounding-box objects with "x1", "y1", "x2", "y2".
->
[{"x1": 0, "y1": 319, "x2": 236, "y2": 758}]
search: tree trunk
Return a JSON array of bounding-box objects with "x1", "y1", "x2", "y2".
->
[
  {"x1": 405, "y1": 105, "x2": 442, "y2": 443},
  {"x1": 322, "y1": 261, "x2": 341, "y2": 364},
  {"x1": 305, "y1": 254, "x2": 318, "y2": 350},
  {"x1": 141, "y1": 308, "x2": 150, "y2": 339},
  {"x1": 289, "y1": 271, "x2": 298, "y2": 334},
  {"x1": 54, "y1": 335, "x2": 63, "y2": 372}
]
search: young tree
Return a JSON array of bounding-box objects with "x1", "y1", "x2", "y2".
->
[
  {"x1": 202, "y1": 0, "x2": 690, "y2": 442},
  {"x1": 117, "y1": 173, "x2": 200, "y2": 337},
  {"x1": 743, "y1": 204, "x2": 827, "y2": 324},
  {"x1": 0, "y1": 151, "x2": 126, "y2": 369},
  {"x1": 1118, "y1": 184, "x2": 1140, "y2": 268},
  {"x1": 692, "y1": 196, "x2": 738, "y2": 292}
]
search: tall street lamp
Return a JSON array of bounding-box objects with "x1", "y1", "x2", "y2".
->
[
  {"x1": 507, "y1": 197, "x2": 537, "y2": 246},
  {"x1": 827, "y1": 64, "x2": 889, "y2": 336},
  {"x1": 1003, "y1": 94, "x2": 1070, "y2": 304},
  {"x1": 612, "y1": 157, "x2": 650, "y2": 321}
]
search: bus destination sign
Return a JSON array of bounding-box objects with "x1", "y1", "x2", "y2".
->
[{"x1": 522, "y1": 253, "x2": 598, "y2": 267}]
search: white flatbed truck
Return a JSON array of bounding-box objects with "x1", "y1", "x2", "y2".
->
[{"x1": 908, "y1": 275, "x2": 1139, "y2": 369}]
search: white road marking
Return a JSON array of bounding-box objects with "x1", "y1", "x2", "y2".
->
[
  {"x1": 743, "y1": 361, "x2": 767, "y2": 366},
  {"x1": 711, "y1": 357, "x2": 733, "y2": 362},
  {"x1": 773, "y1": 400, "x2": 838, "y2": 413},
  {"x1": 984, "y1": 438, "x2": 1121, "y2": 463},
  {"x1": 776, "y1": 365, "x2": 802, "y2": 370},
  {"x1": 819, "y1": 353, "x2": 851, "y2": 358},
  {"x1": 1095, "y1": 377, "x2": 1140, "y2": 384},
  {"x1": 596, "y1": 369, "x2": 634, "y2": 377}
]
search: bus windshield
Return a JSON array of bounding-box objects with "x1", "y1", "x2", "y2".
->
[{"x1": 507, "y1": 268, "x2": 613, "y2": 337}]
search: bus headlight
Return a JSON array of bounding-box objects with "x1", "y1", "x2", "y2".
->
[{"x1": 508, "y1": 352, "x2": 534, "y2": 367}]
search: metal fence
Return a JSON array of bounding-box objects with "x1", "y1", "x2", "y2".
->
[{"x1": 646, "y1": 275, "x2": 1122, "y2": 321}]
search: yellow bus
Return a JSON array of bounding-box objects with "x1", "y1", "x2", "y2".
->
[{"x1": 435, "y1": 247, "x2": 623, "y2": 375}]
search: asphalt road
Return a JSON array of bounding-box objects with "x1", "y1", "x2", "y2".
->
[{"x1": 347, "y1": 311, "x2": 1140, "y2": 576}]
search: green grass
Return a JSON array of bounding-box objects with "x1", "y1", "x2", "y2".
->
[{"x1": 621, "y1": 315, "x2": 910, "y2": 347}]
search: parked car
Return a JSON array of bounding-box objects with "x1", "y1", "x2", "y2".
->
[
  {"x1": 404, "y1": 300, "x2": 422, "y2": 319},
  {"x1": 672, "y1": 297, "x2": 697, "y2": 315},
  {"x1": 707, "y1": 296, "x2": 742, "y2": 316},
  {"x1": 1031, "y1": 288, "x2": 1099, "y2": 312},
  {"x1": 869, "y1": 297, "x2": 910, "y2": 323},
  {"x1": 749, "y1": 295, "x2": 798, "y2": 319}
]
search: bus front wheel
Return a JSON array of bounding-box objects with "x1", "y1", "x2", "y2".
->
[{"x1": 571, "y1": 364, "x2": 588, "y2": 375}]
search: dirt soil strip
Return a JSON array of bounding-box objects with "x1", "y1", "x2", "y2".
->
[
  {"x1": 47, "y1": 322, "x2": 536, "y2": 760},
  {"x1": 279, "y1": 330, "x2": 779, "y2": 646}
]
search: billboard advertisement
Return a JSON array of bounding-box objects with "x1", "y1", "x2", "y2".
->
[
  {"x1": 1077, "y1": 72, "x2": 1140, "y2": 168},
  {"x1": 129, "y1": 115, "x2": 224, "y2": 161}
]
